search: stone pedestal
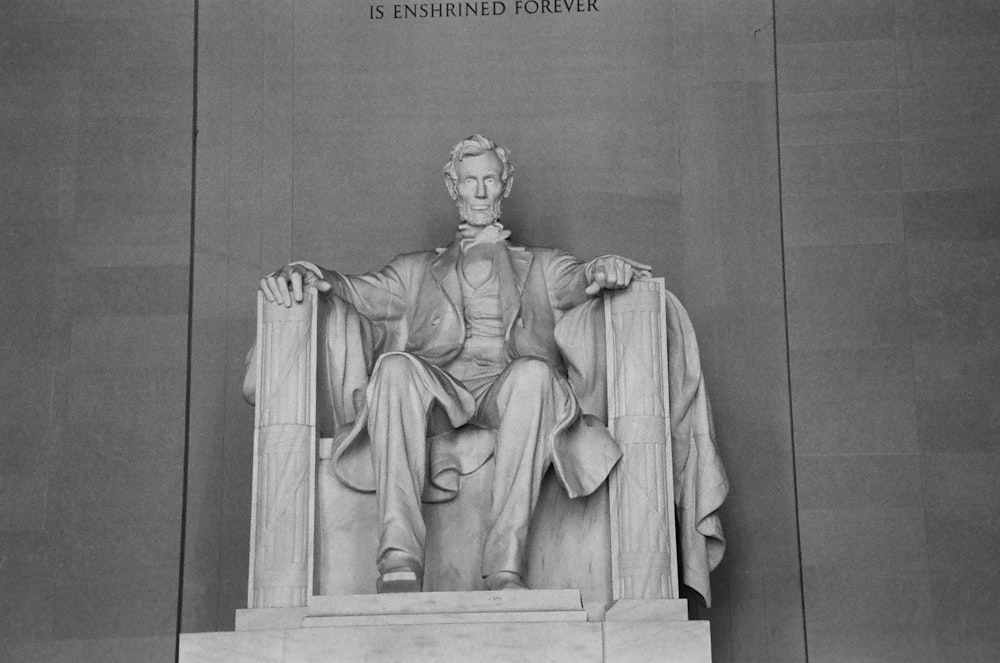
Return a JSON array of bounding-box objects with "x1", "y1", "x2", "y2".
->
[{"x1": 179, "y1": 591, "x2": 712, "y2": 663}]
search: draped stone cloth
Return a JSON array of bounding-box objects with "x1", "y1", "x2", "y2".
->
[{"x1": 245, "y1": 238, "x2": 727, "y2": 605}]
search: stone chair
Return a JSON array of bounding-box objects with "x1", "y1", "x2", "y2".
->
[{"x1": 241, "y1": 278, "x2": 725, "y2": 628}]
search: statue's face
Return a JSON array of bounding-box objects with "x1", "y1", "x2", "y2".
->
[{"x1": 453, "y1": 151, "x2": 505, "y2": 227}]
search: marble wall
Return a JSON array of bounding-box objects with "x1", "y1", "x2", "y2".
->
[
  {"x1": 0, "y1": 2, "x2": 193, "y2": 662},
  {"x1": 776, "y1": 0, "x2": 1000, "y2": 661}
]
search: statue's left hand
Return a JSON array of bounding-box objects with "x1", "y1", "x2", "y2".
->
[{"x1": 584, "y1": 255, "x2": 652, "y2": 295}]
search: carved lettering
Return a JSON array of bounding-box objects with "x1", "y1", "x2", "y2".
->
[{"x1": 515, "y1": 0, "x2": 597, "y2": 14}]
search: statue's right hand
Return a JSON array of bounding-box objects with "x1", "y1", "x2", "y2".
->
[{"x1": 259, "y1": 263, "x2": 332, "y2": 307}]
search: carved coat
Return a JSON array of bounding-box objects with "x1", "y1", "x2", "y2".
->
[{"x1": 311, "y1": 239, "x2": 625, "y2": 503}]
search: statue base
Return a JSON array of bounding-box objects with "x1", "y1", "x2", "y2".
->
[{"x1": 178, "y1": 591, "x2": 712, "y2": 662}]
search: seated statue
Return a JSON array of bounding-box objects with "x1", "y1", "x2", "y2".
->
[{"x1": 253, "y1": 134, "x2": 727, "y2": 602}]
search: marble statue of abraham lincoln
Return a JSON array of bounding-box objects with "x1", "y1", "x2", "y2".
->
[{"x1": 259, "y1": 134, "x2": 649, "y2": 593}]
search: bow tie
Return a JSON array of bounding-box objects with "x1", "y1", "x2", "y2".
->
[{"x1": 458, "y1": 222, "x2": 511, "y2": 248}]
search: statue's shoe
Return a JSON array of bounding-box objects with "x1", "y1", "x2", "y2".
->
[
  {"x1": 485, "y1": 571, "x2": 529, "y2": 590},
  {"x1": 376, "y1": 567, "x2": 422, "y2": 593}
]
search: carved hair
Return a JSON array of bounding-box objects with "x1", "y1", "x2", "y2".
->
[{"x1": 443, "y1": 134, "x2": 514, "y2": 190}]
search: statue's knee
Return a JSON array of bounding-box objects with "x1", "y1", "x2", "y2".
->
[
  {"x1": 505, "y1": 357, "x2": 556, "y2": 389},
  {"x1": 371, "y1": 352, "x2": 420, "y2": 385}
]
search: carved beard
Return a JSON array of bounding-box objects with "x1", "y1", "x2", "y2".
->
[{"x1": 456, "y1": 197, "x2": 503, "y2": 227}]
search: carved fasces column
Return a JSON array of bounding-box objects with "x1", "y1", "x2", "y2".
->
[
  {"x1": 247, "y1": 290, "x2": 317, "y2": 608},
  {"x1": 605, "y1": 278, "x2": 679, "y2": 600}
]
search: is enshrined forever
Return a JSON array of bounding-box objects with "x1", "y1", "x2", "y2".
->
[{"x1": 369, "y1": 1, "x2": 599, "y2": 20}]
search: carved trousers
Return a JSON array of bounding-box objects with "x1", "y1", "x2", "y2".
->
[{"x1": 366, "y1": 351, "x2": 575, "y2": 579}]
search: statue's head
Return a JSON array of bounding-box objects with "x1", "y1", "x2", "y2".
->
[{"x1": 443, "y1": 134, "x2": 514, "y2": 227}]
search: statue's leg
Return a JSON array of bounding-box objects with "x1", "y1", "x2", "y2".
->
[
  {"x1": 367, "y1": 352, "x2": 472, "y2": 590},
  {"x1": 475, "y1": 357, "x2": 575, "y2": 586}
]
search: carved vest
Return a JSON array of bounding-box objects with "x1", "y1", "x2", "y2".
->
[{"x1": 443, "y1": 253, "x2": 507, "y2": 394}]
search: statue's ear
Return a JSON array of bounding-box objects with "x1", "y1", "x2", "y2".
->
[
  {"x1": 445, "y1": 176, "x2": 458, "y2": 200},
  {"x1": 502, "y1": 176, "x2": 513, "y2": 199}
]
